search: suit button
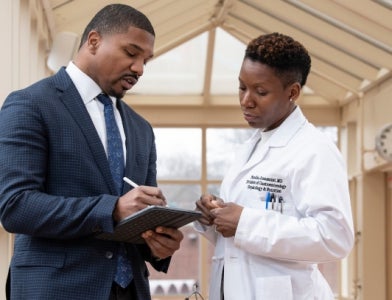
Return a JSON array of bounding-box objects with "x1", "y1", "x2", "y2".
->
[{"x1": 105, "y1": 251, "x2": 113, "y2": 259}]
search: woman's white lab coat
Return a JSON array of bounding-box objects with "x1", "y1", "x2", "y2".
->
[{"x1": 196, "y1": 107, "x2": 354, "y2": 300}]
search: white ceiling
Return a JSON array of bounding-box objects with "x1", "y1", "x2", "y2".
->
[{"x1": 45, "y1": 0, "x2": 392, "y2": 109}]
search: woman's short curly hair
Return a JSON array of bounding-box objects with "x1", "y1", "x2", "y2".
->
[{"x1": 245, "y1": 32, "x2": 311, "y2": 87}]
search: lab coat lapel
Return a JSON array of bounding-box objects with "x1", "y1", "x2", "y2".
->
[
  {"x1": 221, "y1": 131, "x2": 261, "y2": 200},
  {"x1": 222, "y1": 107, "x2": 307, "y2": 201},
  {"x1": 233, "y1": 132, "x2": 261, "y2": 171},
  {"x1": 240, "y1": 107, "x2": 307, "y2": 174},
  {"x1": 230, "y1": 131, "x2": 269, "y2": 186}
]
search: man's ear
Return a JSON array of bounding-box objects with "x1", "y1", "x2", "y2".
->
[{"x1": 86, "y1": 30, "x2": 101, "y2": 54}]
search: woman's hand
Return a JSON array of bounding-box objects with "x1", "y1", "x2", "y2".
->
[
  {"x1": 195, "y1": 194, "x2": 224, "y2": 226},
  {"x1": 211, "y1": 202, "x2": 243, "y2": 237}
]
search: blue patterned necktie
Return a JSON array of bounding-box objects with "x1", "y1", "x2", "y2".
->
[
  {"x1": 97, "y1": 94, "x2": 133, "y2": 288},
  {"x1": 96, "y1": 94, "x2": 124, "y2": 195}
]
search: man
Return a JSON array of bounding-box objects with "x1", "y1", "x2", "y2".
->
[{"x1": 0, "y1": 4, "x2": 183, "y2": 299}]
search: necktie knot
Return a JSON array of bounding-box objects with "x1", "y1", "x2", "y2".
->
[{"x1": 97, "y1": 93, "x2": 113, "y2": 106}]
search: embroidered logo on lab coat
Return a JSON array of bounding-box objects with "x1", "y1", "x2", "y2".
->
[{"x1": 246, "y1": 175, "x2": 287, "y2": 193}]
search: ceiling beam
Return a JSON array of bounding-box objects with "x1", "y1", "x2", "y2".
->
[
  {"x1": 203, "y1": 29, "x2": 216, "y2": 105},
  {"x1": 129, "y1": 104, "x2": 341, "y2": 127}
]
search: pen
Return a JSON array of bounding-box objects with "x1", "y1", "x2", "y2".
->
[
  {"x1": 123, "y1": 176, "x2": 139, "y2": 188},
  {"x1": 265, "y1": 192, "x2": 271, "y2": 210},
  {"x1": 271, "y1": 193, "x2": 275, "y2": 210},
  {"x1": 278, "y1": 196, "x2": 283, "y2": 213},
  {"x1": 123, "y1": 176, "x2": 168, "y2": 206}
]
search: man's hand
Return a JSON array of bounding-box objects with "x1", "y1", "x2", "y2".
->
[
  {"x1": 142, "y1": 226, "x2": 184, "y2": 259},
  {"x1": 113, "y1": 186, "x2": 166, "y2": 222},
  {"x1": 195, "y1": 194, "x2": 224, "y2": 226}
]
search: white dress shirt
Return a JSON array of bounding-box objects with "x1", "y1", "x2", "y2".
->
[{"x1": 65, "y1": 62, "x2": 126, "y2": 160}]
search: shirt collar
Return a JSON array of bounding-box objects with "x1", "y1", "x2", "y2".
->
[{"x1": 65, "y1": 61, "x2": 104, "y2": 105}]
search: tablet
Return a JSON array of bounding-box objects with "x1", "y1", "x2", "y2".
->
[{"x1": 96, "y1": 205, "x2": 202, "y2": 244}]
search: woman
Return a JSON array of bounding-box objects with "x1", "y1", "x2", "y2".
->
[{"x1": 195, "y1": 32, "x2": 354, "y2": 300}]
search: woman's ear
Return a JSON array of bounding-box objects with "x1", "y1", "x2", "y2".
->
[{"x1": 288, "y1": 82, "x2": 301, "y2": 102}]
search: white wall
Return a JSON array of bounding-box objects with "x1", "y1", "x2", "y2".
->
[{"x1": 341, "y1": 74, "x2": 392, "y2": 300}]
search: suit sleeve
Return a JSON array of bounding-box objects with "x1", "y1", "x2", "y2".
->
[{"x1": 0, "y1": 91, "x2": 117, "y2": 239}]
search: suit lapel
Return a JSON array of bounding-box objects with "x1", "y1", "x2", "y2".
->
[
  {"x1": 53, "y1": 68, "x2": 116, "y2": 194},
  {"x1": 117, "y1": 100, "x2": 136, "y2": 193}
]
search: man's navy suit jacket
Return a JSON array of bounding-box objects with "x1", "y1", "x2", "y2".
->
[{"x1": 0, "y1": 68, "x2": 170, "y2": 299}]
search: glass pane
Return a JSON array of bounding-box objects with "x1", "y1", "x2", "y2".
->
[
  {"x1": 207, "y1": 184, "x2": 220, "y2": 197},
  {"x1": 211, "y1": 28, "x2": 246, "y2": 94},
  {"x1": 154, "y1": 128, "x2": 201, "y2": 180},
  {"x1": 158, "y1": 184, "x2": 201, "y2": 210},
  {"x1": 148, "y1": 225, "x2": 200, "y2": 296},
  {"x1": 207, "y1": 128, "x2": 254, "y2": 180},
  {"x1": 148, "y1": 184, "x2": 203, "y2": 297},
  {"x1": 149, "y1": 225, "x2": 215, "y2": 299},
  {"x1": 129, "y1": 33, "x2": 207, "y2": 95}
]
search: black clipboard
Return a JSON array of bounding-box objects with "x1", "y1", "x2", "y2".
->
[{"x1": 96, "y1": 205, "x2": 202, "y2": 244}]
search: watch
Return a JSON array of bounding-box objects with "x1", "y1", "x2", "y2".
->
[{"x1": 375, "y1": 123, "x2": 392, "y2": 161}]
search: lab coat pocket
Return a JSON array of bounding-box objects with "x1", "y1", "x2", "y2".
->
[{"x1": 255, "y1": 275, "x2": 293, "y2": 300}]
